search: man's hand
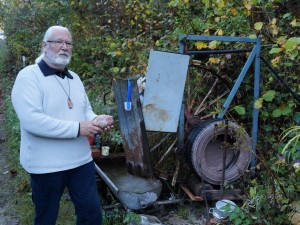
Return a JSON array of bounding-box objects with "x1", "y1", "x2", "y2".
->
[
  {"x1": 94, "y1": 115, "x2": 114, "y2": 132},
  {"x1": 79, "y1": 115, "x2": 114, "y2": 136},
  {"x1": 79, "y1": 120, "x2": 102, "y2": 136}
]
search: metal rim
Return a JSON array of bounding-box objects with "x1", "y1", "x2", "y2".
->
[{"x1": 187, "y1": 119, "x2": 252, "y2": 185}]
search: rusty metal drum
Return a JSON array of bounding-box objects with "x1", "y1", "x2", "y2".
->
[{"x1": 186, "y1": 119, "x2": 252, "y2": 185}]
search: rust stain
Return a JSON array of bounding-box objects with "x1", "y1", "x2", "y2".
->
[
  {"x1": 144, "y1": 103, "x2": 170, "y2": 131},
  {"x1": 144, "y1": 104, "x2": 168, "y2": 121}
]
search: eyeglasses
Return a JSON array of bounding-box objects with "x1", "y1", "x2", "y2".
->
[{"x1": 46, "y1": 40, "x2": 73, "y2": 48}]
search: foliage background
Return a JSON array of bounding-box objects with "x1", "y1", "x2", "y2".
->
[{"x1": 0, "y1": 0, "x2": 299, "y2": 224}]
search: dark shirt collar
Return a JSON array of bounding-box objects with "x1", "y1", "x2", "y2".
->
[{"x1": 37, "y1": 59, "x2": 73, "y2": 79}]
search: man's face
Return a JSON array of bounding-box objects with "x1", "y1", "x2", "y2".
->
[{"x1": 43, "y1": 29, "x2": 73, "y2": 68}]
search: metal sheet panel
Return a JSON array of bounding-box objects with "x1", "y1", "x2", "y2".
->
[{"x1": 143, "y1": 50, "x2": 190, "y2": 132}]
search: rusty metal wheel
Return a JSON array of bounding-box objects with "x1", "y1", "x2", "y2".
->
[{"x1": 186, "y1": 119, "x2": 252, "y2": 185}]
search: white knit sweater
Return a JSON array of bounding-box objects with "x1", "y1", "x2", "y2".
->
[{"x1": 11, "y1": 64, "x2": 97, "y2": 174}]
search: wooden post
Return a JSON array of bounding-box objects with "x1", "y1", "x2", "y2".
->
[{"x1": 113, "y1": 78, "x2": 153, "y2": 178}]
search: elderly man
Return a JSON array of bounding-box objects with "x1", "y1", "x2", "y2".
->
[{"x1": 11, "y1": 25, "x2": 112, "y2": 225}]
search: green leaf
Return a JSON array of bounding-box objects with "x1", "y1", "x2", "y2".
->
[
  {"x1": 209, "y1": 41, "x2": 218, "y2": 49},
  {"x1": 264, "y1": 125, "x2": 272, "y2": 132},
  {"x1": 111, "y1": 67, "x2": 120, "y2": 73},
  {"x1": 107, "y1": 51, "x2": 117, "y2": 57},
  {"x1": 284, "y1": 37, "x2": 300, "y2": 52},
  {"x1": 272, "y1": 108, "x2": 282, "y2": 117},
  {"x1": 235, "y1": 218, "x2": 243, "y2": 225},
  {"x1": 269, "y1": 47, "x2": 283, "y2": 54},
  {"x1": 240, "y1": 212, "x2": 246, "y2": 220},
  {"x1": 283, "y1": 13, "x2": 291, "y2": 19},
  {"x1": 249, "y1": 34, "x2": 257, "y2": 39},
  {"x1": 280, "y1": 205, "x2": 288, "y2": 211},
  {"x1": 234, "y1": 105, "x2": 245, "y2": 115},
  {"x1": 229, "y1": 212, "x2": 237, "y2": 220},
  {"x1": 293, "y1": 112, "x2": 300, "y2": 123},
  {"x1": 262, "y1": 90, "x2": 276, "y2": 101},
  {"x1": 289, "y1": 48, "x2": 298, "y2": 60},
  {"x1": 254, "y1": 22, "x2": 263, "y2": 30},
  {"x1": 282, "y1": 106, "x2": 292, "y2": 115}
]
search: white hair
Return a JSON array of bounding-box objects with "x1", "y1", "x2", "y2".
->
[
  {"x1": 35, "y1": 26, "x2": 72, "y2": 64},
  {"x1": 35, "y1": 53, "x2": 45, "y2": 64}
]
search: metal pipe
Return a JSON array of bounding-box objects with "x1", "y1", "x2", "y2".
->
[
  {"x1": 152, "y1": 199, "x2": 182, "y2": 205},
  {"x1": 94, "y1": 163, "x2": 119, "y2": 192},
  {"x1": 186, "y1": 48, "x2": 252, "y2": 55},
  {"x1": 179, "y1": 34, "x2": 260, "y2": 43},
  {"x1": 251, "y1": 40, "x2": 261, "y2": 178},
  {"x1": 218, "y1": 43, "x2": 261, "y2": 119},
  {"x1": 220, "y1": 119, "x2": 228, "y2": 200}
]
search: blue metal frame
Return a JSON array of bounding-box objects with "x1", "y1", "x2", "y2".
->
[{"x1": 178, "y1": 35, "x2": 261, "y2": 176}]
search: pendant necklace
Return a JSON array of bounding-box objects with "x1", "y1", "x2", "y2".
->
[{"x1": 53, "y1": 75, "x2": 73, "y2": 109}]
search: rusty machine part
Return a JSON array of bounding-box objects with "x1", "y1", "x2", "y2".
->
[
  {"x1": 185, "y1": 119, "x2": 252, "y2": 185},
  {"x1": 187, "y1": 173, "x2": 214, "y2": 196}
]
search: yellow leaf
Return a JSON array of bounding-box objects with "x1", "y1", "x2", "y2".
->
[
  {"x1": 195, "y1": 41, "x2": 208, "y2": 50},
  {"x1": 217, "y1": 29, "x2": 224, "y2": 36},
  {"x1": 70, "y1": 1, "x2": 75, "y2": 5},
  {"x1": 271, "y1": 18, "x2": 277, "y2": 25},
  {"x1": 254, "y1": 22, "x2": 263, "y2": 31},
  {"x1": 272, "y1": 28, "x2": 278, "y2": 36},
  {"x1": 271, "y1": 56, "x2": 282, "y2": 65},
  {"x1": 254, "y1": 98, "x2": 263, "y2": 109},
  {"x1": 209, "y1": 57, "x2": 220, "y2": 64},
  {"x1": 217, "y1": 0, "x2": 225, "y2": 8},
  {"x1": 290, "y1": 19, "x2": 300, "y2": 27},
  {"x1": 231, "y1": 7, "x2": 237, "y2": 16},
  {"x1": 244, "y1": 4, "x2": 251, "y2": 10},
  {"x1": 134, "y1": 15, "x2": 138, "y2": 20},
  {"x1": 214, "y1": 17, "x2": 220, "y2": 22},
  {"x1": 155, "y1": 40, "x2": 160, "y2": 46},
  {"x1": 184, "y1": 0, "x2": 189, "y2": 3},
  {"x1": 116, "y1": 50, "x2": 122, "y2": 56}
]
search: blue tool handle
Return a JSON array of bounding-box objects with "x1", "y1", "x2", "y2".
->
[{"x1": 125, "y1": 79, "x2": 132, "y2": 110}]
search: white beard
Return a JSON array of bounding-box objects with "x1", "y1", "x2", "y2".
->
[{"x1": 46, "y1": 51, "x2": 71, "y2": 66}]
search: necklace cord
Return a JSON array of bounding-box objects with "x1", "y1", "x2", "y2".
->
[
  {"x1": 53, "y1": 74, "x2": 73, "y2": 109},
  {"x1": 53, "y1": 74, "x2": 71, "y2": 100}
]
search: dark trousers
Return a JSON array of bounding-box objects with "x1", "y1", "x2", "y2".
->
[{"x1": 30, "y1": 161, "x2": 102, "y2": 225}]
